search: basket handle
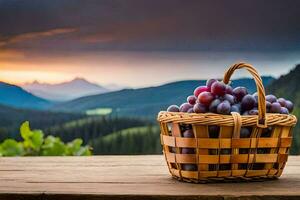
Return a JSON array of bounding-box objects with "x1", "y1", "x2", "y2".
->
[{"x1": 223, "y1": 62, "x2": 267, "y2": 128}]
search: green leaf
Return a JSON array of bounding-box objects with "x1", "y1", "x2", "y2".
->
[
  {"x1": 66, "y1": 139, "x2": 91, "y2": 156},
  {"x1": 0, "y1": 139, "x2": 24, "y2": 156},
  {"x1": 41, "y1": 136, "x2": 66, "y2": 156},
  {"x1": 20, "y1": 121, "x2": 31, "y2": 141},
  {"x1": 20, "y1": 121, "x2": 44, "y2": 151}
]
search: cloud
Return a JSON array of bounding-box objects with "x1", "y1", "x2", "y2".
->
[
  {"x1": 0, "y1": 49, "x2": 25, "y2": 59},
  {"x1": 0, "y1": 28, "x2": 77, "y2": 47}
]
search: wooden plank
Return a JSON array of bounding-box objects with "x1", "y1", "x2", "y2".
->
[{"x1": 0, "y1": 156, "x2": 299, "y2": 200}]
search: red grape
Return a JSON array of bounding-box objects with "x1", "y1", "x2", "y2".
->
[
  {"x1": 225, "y1": 85, "x2": 233, "y2": 94},
  {"x1": 187, "y1": 95, "x2": 197, "y2": 105},
  {"x1": 241, "y1": 94, "x2": 256, "y2": 111},
  {"x1": 193, "y1": 103, "x2": 207, "y2": 113},
  {"x1": 211, "y1": 81, "x2": 226, "y2": 96},
  {"x1": 167, "y1": 105, "x2": 180, "y2": 112},
  {"x1": 181, "y1": 148, "x2": 195, "y2": 154},
  {"x1": 270, "y1": 102, "x2": 282, "y2": 113},
  {"x1": 233, "y1": 87, "x2": 248, "y2": 102},
  {"x1": 206, "y1": 79, "x2": 217, "y2": 91},
  {"x1": 193, "y1": 86, "x2": 208, "y2": 97},
  {"x1": 179, "y1": 103, "x2": 193, "y2": 112},
  {"x1": 285, "y1": 100, "x2": 294, "y2": 112},
  {"x1": 209, "y1": 99, "x2": 221, "y2": 113},
  {"x1": 183, "y1": 129, "x2": 194, "y2": 138},
  {"x1": 266, "y1": 94, "x2": 277, "y2": 103},
  {"x1": 217, "y1": 100, "x2": 231, "y2": 114},
  {"x1": 198, "y1": 92, "x2": 215, "y2": 106}
]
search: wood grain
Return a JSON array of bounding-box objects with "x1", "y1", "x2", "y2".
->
[{"x1": 0, "y1": 155, "x2": 299, "y2": 200}]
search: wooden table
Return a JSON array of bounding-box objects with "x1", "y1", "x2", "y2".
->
[{"x1": 0, "y1": 155, "x2": 299, "y2": 200}]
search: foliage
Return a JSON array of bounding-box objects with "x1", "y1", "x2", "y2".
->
[
  {"x1": 91, "y1": 125, "x2": 161, "y2": 155},
  {"x1": 0, "y1": 121, "x2": 91, "y2": 156}
]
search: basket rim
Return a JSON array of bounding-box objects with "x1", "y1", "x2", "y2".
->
[{"x1": 157, "y1": 111, "x2": 297, "y2": 127}]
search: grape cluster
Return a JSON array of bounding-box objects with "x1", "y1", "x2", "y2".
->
[{"x1": 167, "y1": 79, "x2": 294, "y2": 115}]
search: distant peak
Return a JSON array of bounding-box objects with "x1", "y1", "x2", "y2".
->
[{"x1": 32, "y1": 80, "x2": 40, "y2": 84}]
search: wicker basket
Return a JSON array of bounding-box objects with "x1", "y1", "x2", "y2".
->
[{"x1": 157, "y1": 63, "x2": 297, "y2": 183}]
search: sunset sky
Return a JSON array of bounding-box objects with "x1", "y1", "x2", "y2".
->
[{"x1": 0, "y1": 0, "x2": 300, "y2": 87}]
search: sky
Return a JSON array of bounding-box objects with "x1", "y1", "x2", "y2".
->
[{"x1": 0, "y1": 0, "x2": 300, "y2": 87}]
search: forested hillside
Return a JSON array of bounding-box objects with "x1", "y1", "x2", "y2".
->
[
  {"x1": 0, "y1": 104, "x2": 83, "y2": 141},
  {"x1": 267, "y1": 64, "x2": 300, "y2": 154},
  {"x1": 91, "y1": 126, "x2": 161, "y2": 155},
  {"x1": 44, "y1": 116, "x2": 152, "y2": 143},
  {"x1": 52, "y1": 76, "x2": 274, "y2": 118}
]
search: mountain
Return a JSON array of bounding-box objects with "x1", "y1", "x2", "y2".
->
[
  {"x1": 21, "y1": 77, "x2": 110, "y2": 101},
  {"x1": 267, "y1": 64, "x2": 300, "y2": 155},
  {"x1": 0, "y1": 82, "x2": 51, "y2": 109},
  {"x1": 52, "y1": 76, "x2": 275, "y2": 117}
]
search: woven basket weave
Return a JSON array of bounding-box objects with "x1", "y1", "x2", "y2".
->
[{"x1": 157, "y1": 63, "x2": 297, "y2": 183}]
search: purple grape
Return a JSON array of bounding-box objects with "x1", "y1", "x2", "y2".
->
[
  {"x1": 208, "y1": 125, "x2": 220, "y2": 138},
  {"x1": 167, "y1": 105, "x2": 180, "y2": 112},
  {"x1": 261, "y1": 127, "x2": 273, "y2": 137},
  {"x1": 225, "y1": 85, "x2": 233, "y2": 94},
  {"x1": 179, "y1": 103, "x2": 193, "y2": 112},
  {"x1": 193, "y1": 103, "x2": 207, "y2": 113},
  {"x1": 181, "y1": 148, "x2": 195, "y2": 154},
  {"x1": 209, "y1": 99, "x2": 221, "y2": 113},
  {"x1": 231, "y1": 104, "x2": 241, "y2": 113},
  {"x1": 211, "y1": 81, "x2": 226, "y2": 96},
  {"x1": 233, "y1": 87, "x2": 248, "y2": 102},
  {"x1": 241, "y1": 94, "x2": 256, "y2": 111},
  {"x1": 266, "y1": 101, "x2": 272, "y2": 112},
  {"x1": 285, "y1": 100, "x2": 294, "y2": 112},
  {"x1": 183, "y1": 129, "x2": 194, "y2": 138},
  {"x1": 242, "y1": 111, "x2": 250, "y2": 115},
  {"x1": 194, "y1": 86, "x2": 208, "y2": 97},
  {"x1": 248, "y1": 109, "x2": 258, "y2": 115},
  {"x1": 253, "y1": 93, "x2": 258, "y2": 107},
  {"x1": 169, "y1": 147, "x2": 176, "y2": 153},
  {"x1": 266, "y1": 94, "x2": 277, "y2": 103},
  {"x1": 182, "y1": 164, "x2": 197, "y2": 171},
  {"x1": 240, "y1": 127, "x2": 252, "y2": 138},
  {"x1": 280, "y1": 107, "x2": 289, "y2": 114},
  {"x1": 187, "y1": 108, "x2": 194, "y2": 113},
  {"x1": 277, "y1": 98, "x2": 286, "y2": 107},
  {"x1": 198, "y1": 92, "x2": 215, "y2": 106},
  {"x1": 206, "y1": 79, "x2": 217, "y2": 92},
  {"x1": 223, "y1": 94, "x2": 236, "y2": 105},
  {"x1": 270, "y1": 102, "x2": 282, "y2": 113},
  {"x1": 216, "y1": 100, "x2": 231, "y2": 115}
]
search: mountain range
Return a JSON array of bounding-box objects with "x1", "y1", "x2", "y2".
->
[
  {"x1": 21, "y1": 78, "x2": 112, "y2": 101},
  {"x1": 0, "y1": 82, "x2": 51, "y2": 109},
  {"x1": 52, "y1": 76, "x2": 275, "y2": 117}
]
